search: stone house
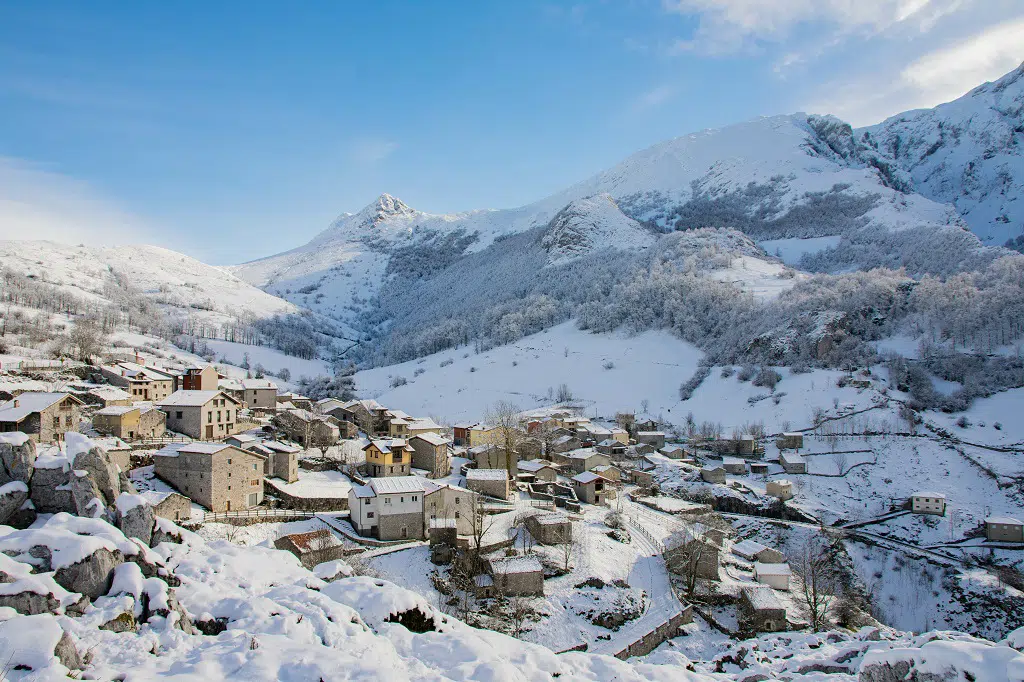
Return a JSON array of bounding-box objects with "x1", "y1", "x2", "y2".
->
[
  {"x1": 180, "y1": 365, "x2": 219, "y2": 391},
  {"x1": 559, "y1": 450, "x2": 612, "y2": 474},
  {"x1": 274, "y1": 529, "x2": 348, "y2": 569},
  {"x1": 700, "y1": 466, "x2": 727, "y2": 484},
  {"x1": 84, "y1": 386, "x2": 133, "y2": 408},
  {"x1": 347, "y1": 476, "x2": 426, "y2": 540},
  {"x1": 637, "y1": 431, "x2": 666, "y2": 449},
  {"x1": 468, "y1": 424, "x2": 499, "y2": 448},
  {"x1": 139, "y1": 490, "x2": 191, "y2": 523},
  {"x1": 610, "y1": 427, "x2": 629, "y2": 444},
  {"x1": 153, "y1": 442, "x2": 265, "y2": 511},
  {"x1": 525, "y1": 512, "x2": 573, "y2": 545},
  {"x1": 465, "y1": 468, "x2": 510, "y2": 500},
  {"x1": 227, "y1": 436, "x2": 299, "y2": 484},
  {"x1": 468, "y1": 443, "x2": 517, "y2": 471},
  {"x1": 754, "y1": 562, "x2": 792, "y2": 590},
  {"x1": 627, "y1": 467, "x2": 655, "y2": 488},
  {"x1": 364, "y1": 438, "x2": 413, "y2": 478},
  {"x1": 0, "y1": 392, "x2": 84, "y2": 443},
  {"x1": 732, "y1": 540, "x2": 786, "y2": 564},
  {"x1": 750, "y1": 462, "x2": 770, "y2": 476},
  {"x1": 549, "y1": 434, "x2": 581, "y2": 455},
  {"x1": 766, "y1": 479, "x2": 794, "y2": 501},
  {"x1": 100, "y1": 362, "x2": 175, "y2": 402},
  {"x1": 452, "y1": 422, "x2": 476, "y2": 446},
  {"x1": 409, "y1": 432, "x2": 450, "y2": 478},
  {"x1": 596, "y1": 439, "x2": 627, "y2": 456},
  {"x1": 571, "y1": 471, "x2": 609, "y2": 505},
  {"x1": 591, "y1": 464, "x2": 620, "y2": 483},
  {"x1": 779, "y1": 451, "x2": 807, "y2": 474},
  {"x1": 241, "y1": 379, "x2": 278, "y2": 410},
  {"x1": 273, "y1": 409, "x2": 341, "y2": 448},
  {"x1": 985, "y1": 517, "x2": 1024, "y2": 543},
  {"x1": 405, "y1": 417, "x2": 444, "y2": 438},
  {"x1": 156, "y1": 390, "x2": 242, "y2": 441},
  {"x1": 738, "y1": 586, "x2": 787, "y2": 633},
  {"x1": 423, "y1": 481, "x2": 477, "y2": 536},
  {"x1": 659, "y1": 444, "x2": 685, "y2": 459},
  {"x1": 722, "y1": 457, "x2": 747, "y2": 475},
  {"x1": 92, "y1": 405, "x2": 167, "y2": 441},
  {"x1": 776, "y1": 432, "x2": 804, "y2": 450},
  {"x1": 517, "y1": 459, "x2": 558, "y2": 482},
  {"x1": 665, "y1": 536, "x2": 720, "y2": 581},
  {"x1": 487, "y1": 555, "x2": 544, "y2": 597},
  {"x1": 910, "y1": 492, "x2": 946, "y2": 515}
]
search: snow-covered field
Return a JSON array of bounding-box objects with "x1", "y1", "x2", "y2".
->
[
  {"x1": 203, "y1": 339, "x2": 332, "y2": 380},
  {"x1": 758, "y1": 236, "x2": 842, "y2": 266},
  {"x1": 355, "y1": 321, "x2": 704, "y2": 421}
]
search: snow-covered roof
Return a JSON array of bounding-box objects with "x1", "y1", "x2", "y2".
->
[
  {"x1": 261, "y1": 440, "x2": 301, "y2": 453},
  {"x1": 585, "y1": 425, "x2": 612, "y2": 436},
  {"x1": 529, "y1": 513, "x2": 569, "y2": 526},
  {"x1": 466, "y1": 469, "x2": 508, "y2": 481},
  {"x1": 592, "y1": 464, "x2": 617, "y2": 473},
  {"x1": 660, "y1": 444, "x2": 684, "y2": 453},
  {"x1": 741, "y1": 586, "x2": 784, "y2": 611},
  {"x1": 241, "y1": 379, "x2": 277, "y2": 390},
  {"x1": 986, "y1": 516, "x2": 1023, "y2": 526},
  {"x1": 369, "y1": 477, "x2": 426, "y2": 495},
  {"x1": 407, "y1": 417, "x2": 442, "y2": 431},
  {"x1": 94, "y1": 405, "x2": 138, "y2": 416},
  {"x1": 912, "y1": 491, "x2": 945, "y2": 499},
  {"x1": 157, "y1": 390, "x2": 231, "y2": 407},
  {"x1": 179, "y1": 442, "x2": 233, "y2": 455},
  {"x1": 732, "y1": 539, "x2": 769, "y2": 559},
  {"x1": 364, "y1": 438, "x2": 412, "y2": 454},
  {"x1": 489, "y1": 555, "x2": 542, "y2": 575},
  {"x1": 779, "y1": 451, "x2": 806, "y2": 464},
  {"x1": 722, "y1": 457, "x2": 744, "y2": 465},
  {"x1": 410, "y1": 432, "x2": 448, "y2": 446},
  {"x1": 0, "y1": 392, "x2": 79, "y2": 422},
  {"x1": 387, "y1": 409, "x2": 412, "y2": 420},
  {"x1": 389, "y1": 417, "x2": 410, "y2": 425},
  {"x1": 755, "y1": 562, "x2": 792, "y2": 576},
  {"x1": 517, "y1": 459, "x2": 553, "y2": 472},
  {"x1": 352, "y1": 484, "x2": 374, "y2": 499},
  {"x1": 88, "y1": 386, "x2": 132, "y2": 400},
  {"x1": 109, "y1": 362, "x2": 175, "y2": 382},
  {"x1": 637, "y1": 431, "x2": 665, "y2": 436},
  {"x1": 598, "y1": 439, "x2": 621, "y2": 447},
  {"x1": 228, "y1": 434, "x2": 258, "y2": 443},
  {"x1": 572, "y1": 471, "x2": 602, "y2": 484}
]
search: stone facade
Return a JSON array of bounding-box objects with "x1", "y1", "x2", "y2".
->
[
  {"x1": 377, "y1": 510, "x2": 424, "y2": 541},
  {"x1": 0, "y1": 393, "x2": 84, "y2": 444},
  {"x1": 423, "y1": 484, "x2": 476, "y2": 536},
  {"x1": 154, "y1": 443, "x2": 264, "y2": 512},
  {"x1": 465, "y1": 469, "x2": 510, "y2": 500},
  {"x1": 525, "y1": 513, "x2": 572, "y2": 545},
  {"x1": 409, "y1": 434, "x2": 450, "y2": 478},
  {"x1": 93, "y1": 406, "x2": 166, "y2": 441},
  {"x1": 157, "y1": 391, "x2": 240, "y2": 441},
  {"x1": 738, "y1": 587, "x2": 787, "y2": 633},
  {"x1": 143, "y1": 491, "x2": 191, "y2": 523},
  {"x1": 488, "y1": 556, "x2": 544, "y2": 596}
]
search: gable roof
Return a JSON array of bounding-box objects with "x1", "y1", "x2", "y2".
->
[
  {"x1": 363, "y1": 438, "x2": 412, "y2": 454},
  {"x1": 157, "y1": 390, "x2": 237, "y2": 408},
  {"x1": 517, "y1": 459, "x2": 553, "y2": 473},
  {"x1": 369, "y1": 476, "x2": 426, "y2": 495},
  {"x1": 94, "y1": 405, "x2": 139, "y2": 417},
  {"x1": 572, "y1": 471, "x2": 602, "y2": 484},
  {"x1": 0, "y1": 393, "x2": 81, "y2": 423},
  {"x1": 741, "y1": 586, "x2": 784, "y2": 611},
  {"x1": 241, "y1": 379, "x2": 278, "y2": 390},
  {"x1": 410, "y1": 432, "x2": 448, "y2": 446},
  {"x1": 732, "y1": 539, "x2": 769, "y2": 559},
  {"x1": 466, "y1": 468, "x2": 508, "y2": 481}
]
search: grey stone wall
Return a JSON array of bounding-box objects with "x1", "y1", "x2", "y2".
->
[{"x1": 377, "y1": 511, "x2": 424, "y2": 541}]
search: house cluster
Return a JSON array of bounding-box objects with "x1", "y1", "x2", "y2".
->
[{"x1": 665, "y1": 528, "x2": 795, "y2": 634}]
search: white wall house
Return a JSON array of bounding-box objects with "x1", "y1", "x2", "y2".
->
[
  {"x1": 348, "y1": 477, "x2": 426, "y2": 541},
  {"x1": 910, "y1": 491, "x2": 946, "y2": 516}
]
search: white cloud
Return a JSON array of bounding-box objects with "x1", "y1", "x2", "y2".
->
[
  {"x1": 0, "y1": 157, "x2": 156, "y2": 246},
  {"x1": 664, "y1": 0, "x2": 966, "y2": 53},
  {"x1": 349, "y1": 138, "x2": 400, "y2": 164},
  {"x1": 630, "y1": 85, "x2": 678, "y2": 113},
  {"x1": 809, "y1": 16, "x2": 1024, "y2": 125}
]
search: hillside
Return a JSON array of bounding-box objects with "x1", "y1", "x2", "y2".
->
[
  {"x1": 860, "y1": 62, "x2": 1024, "y2": 246},
  {"x1": 0, "y1": 240, "x2": 297, "y2": 329}
]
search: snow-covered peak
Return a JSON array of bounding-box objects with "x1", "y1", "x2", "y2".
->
[
  {"x1": 859, "y1": 60, "x2": 1024, "y2": 245},
  {"x1": 314, "y1": 193, "x2": 424, "y2": 245},
  {"x1": 540, "y1": 194, "x2": 656, "y2": 263}
]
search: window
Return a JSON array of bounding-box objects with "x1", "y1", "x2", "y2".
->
[
  {"x1": 52, "y1": 417, "x2": 60, "y2": 428},
  {"x1": 455, "y1": 497, "x2": 460, "y2": 504},
  {"x1": 228, "y1": 486, "x2": 231, "y2": 490},
  {"x1": 208, "y1": 412, "x2": 213, "y2": 423},
  {"x1": 455, "y1": 511, "x2": 460, "y2": 519},
  {"x1": 367, "y1": 511, "x2": 374, "y2": 519},
  {"x1": 228, "y1": 459, "x2": 232, "y2": 464},
  {"x1": 385, "y1": 497, "x2": 391, "y2": 504},
  {"x1": 176, "y1": 411, "x2": 183, "y2": 420},
  {"x1": 400, "y1": 496, "x2": 404, "y2": 503},
  {"x1": 252, "y1": 463, "x2": 257, "y2": 471},
  {"x1": 217, "y1": 411, "x2": 222, "y2": 422},
  {"x1": 228, "y1": 472, "x2": 231, "y2": 478},
  {"x1": 412, "y1": 495, "x2": 418, "y2": 502}
]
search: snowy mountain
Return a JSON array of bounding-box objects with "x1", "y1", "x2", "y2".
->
[
  {"x1": 540, "y1": 194, "x2": 656, "y2": 264},
  {"x1": 0, "y1": 240, "x2": 297, "y2": 327},
  {"x1": 860, "y1": 62, "x2": 1024, "y2": 246}
]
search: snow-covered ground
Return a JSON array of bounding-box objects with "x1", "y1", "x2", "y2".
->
[
  {"x1": 758, "y1": 236, "x2": 842, "y2": 266},
  {"x1": 707, "y1": 254, "x2": 804, "y2": 300},
  {"x1": 203, "y1": 339, "x2": 332, "y2": 380},
  {"x1": 355, "y1": 321, "x2": 704, "y2": 421},
  {"x1": 268, "y1": 470, "x2": 353, "y2": 500}
]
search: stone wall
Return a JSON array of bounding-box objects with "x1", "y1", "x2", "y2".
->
[
  {"x1": 613, "y1": 607, "x2": 693, "y2": 659},
  {"x1": 264, "y1": 479, "x2": 348, "y2": 512},
  {"x1": 377, "y1": 510, "x2": 424, "y2": 541}
]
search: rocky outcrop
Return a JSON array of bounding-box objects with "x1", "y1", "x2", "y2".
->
[
  {"x1": 100, "y1": 610, "x2": 137, "y2": 633},
  {"x1": 115, "y1": 494, "x2": 154, "y2": 546},
  {"x1": 0, "y1": 589, "x2": 60, "y2": 616},
  {"x1": 30, "y1": 465, "x2": 74, "y2": 515},
  {"x1": 69, "y1": 470, "x2": 105, "y2": 518},
  {"x1": 0, "y1": 435, "x2": 36, "y2": 485},
  {"x1": 53, "y1": 547, "x2": 124, "y2": 600},
  {"x1": 0, "y1": 480, "x2": 29, "y2": 524},
  {"x1": 70, "y1": 444, "x2": 121, "y2": 506},
  {"x1": 54, "y1": 630, "x2": 85, "y2": 670},
  {"x1": 859, "y1": 639, "x2": 1024, "y2": 682}
]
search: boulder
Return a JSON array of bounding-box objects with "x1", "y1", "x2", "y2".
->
[
  {"x1": 0, "y1": 589, "x2": 60, "y2": 616},
  {"x1": 54, "y1": 630, "x2": 85, "y2": 670},
  {"x1": 0, "y1": 480, "x2": 29, "y2": 524},
  {"x1": 6, "y1": 498, "x2": 38, "y2": 529},
  {"x1": 151, "y1": 519, "x2": 184, "y2": 547},
  {"x1": 115, "y1": 493, "x2": 154, "y2": 546},
  {"x1": 53, "y1": 547, "x2": 124, "y2": 600},
  {"x1": 100, "y1": 610, "x2": 137, "y2": 633},
  {"x1": 69, "y1": 470, "x2": 105, "y2": 518},
  {"x1": 29, "y1": 466, "x2": 74, "y2": 514},
  {"x1": 0, "y1": 435, "x2": 36, "y2": 485},
  {"x1": 859, "y1": 640, "x2": 1024, "y2": 682},
  {"x1": 70, "y1": 445, "x2": 121, "y2": 506}
]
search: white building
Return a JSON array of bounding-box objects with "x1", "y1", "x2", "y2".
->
[
  {"x1": 910, "y1": 491, "x2": 946, "y2": 516},
  {"x1": 348, "y1": 477, "x2": 427, "y2": 541},
  {"x1": 766, "y1": 479, "x2": 794, "y2": 501},
  {"x1": 753, "y1": 562, "x2": 792, "y2": 591}
]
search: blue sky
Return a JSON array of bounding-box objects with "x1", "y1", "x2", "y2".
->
[{"x1": 1, "y1": 1, "x2": 1022, "y2": 264}]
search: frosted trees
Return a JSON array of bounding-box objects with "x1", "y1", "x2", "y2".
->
[
  {"x1": 486, "y1": 401, "x2": 524, "y2": 481},
  {"x1": 791, "y1": 535, "x2": 840, "y2": 632}
]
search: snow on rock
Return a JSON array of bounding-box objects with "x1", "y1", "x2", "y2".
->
[
  {"x1": 0, "y1": 610, "x2": 83, "y2": 674},
  {"x1": 312, "y1": 560, "x2": 353, "y2": 582},
  {"x1": 541, "y1": 194, "x2": 655, "y2": 264},
  {"x1": 860, "y1": 636, "x2": 1024, "y2": 682}
]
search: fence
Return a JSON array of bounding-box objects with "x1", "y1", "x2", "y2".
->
[
  {"x1": 625, "y1": 512, "x2": 666, "y2": 553},
  {"x1": 197, "y1": 508, "x2": 316, "y2": 523}
]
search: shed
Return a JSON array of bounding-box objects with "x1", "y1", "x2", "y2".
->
[
  {"x1": 738, "y1": 586, "x2": 787, "y2": 633},
  {"x1": 984, "y1": 517, "x2": 1024, "y2": 543},
  {"x1": 753, "y1": 562, "x2": 791, "y2": 591},
  {"x1": 779, "y1": 451, "x2": 806, "y2": 474},
  {"x1": 722, "y1": 457, "x2": 747, "y2": 475},
  {"x1": 700, "y1": 466, "x2": 726, "y2": 484}
]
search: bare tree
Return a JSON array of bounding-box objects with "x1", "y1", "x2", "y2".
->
[
  {"x1": 551, "y1": 520, "x2": 579, "y2": 573},
  {"x1": 486, "y1": 400, "x2": 524, "y2": 481},
  {"x1": 791, "y1": 535, "x2": 840, "y2": 631},
  {"x1": 69, "y1": 316, "x2": 107, "y2": 362},
  {"x1": 466, "y1": 495, "x2": 497, "y2": 575},
  {"x1": 833, "y1": 451, "x2": 848, "y2": 476}
]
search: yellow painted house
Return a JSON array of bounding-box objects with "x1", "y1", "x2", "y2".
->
[
  {"x1": 363, "y1": 438, "x2": 414, "y2": 477},
  {"x1": 610, "y1": 427, "x2": 630, "y2": 445},
  {"x1": 468, "y1": 424, "x2": 499, "y2": 447}
]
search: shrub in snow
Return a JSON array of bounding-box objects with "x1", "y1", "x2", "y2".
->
[
  {"x1": 956, "y1": 416, "x2": 971, "y2": 429},
  {"x1": 737, "y1": 365, "x2": 756, "y2": 382},
  {"x1": 752, "y1": 367, "x2": 782, "y2": 391},
  {"x1": 390, "y1": 376, "x2": 408, "y2": 388},
  {"x1": 994, "y1": 422, "x2": 1003, "y2": 430},
  {"x1": 413, "y1": 368, "x2": 425, "y2": 376},
  {"x1": 439, "y1": 358, "x2": 454, "y2": 367},
  {"x1": 603, "y1": 360, "x2": 614, "y2": 370}
]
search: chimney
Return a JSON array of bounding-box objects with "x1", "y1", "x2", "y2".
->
[{"x1": 12, "y1": 400, "x2": 19, "y2": 408}]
